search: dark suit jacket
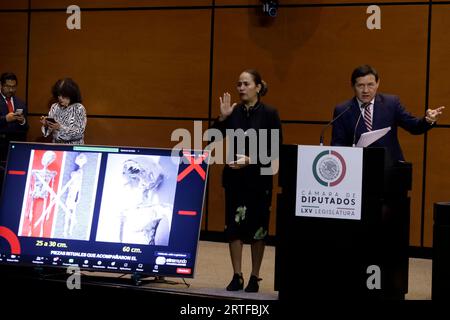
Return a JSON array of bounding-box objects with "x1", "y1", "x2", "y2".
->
[
  {"x1": 331, "y1": 93, "x2": 433, "y2": 161},
  {"x1": 0, "y1": 96, "x2": 29, "y2": 161}
]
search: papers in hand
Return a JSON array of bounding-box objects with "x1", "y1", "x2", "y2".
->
[{"x1": 356, "y1": 127, "x2": 391, "y2": 147}]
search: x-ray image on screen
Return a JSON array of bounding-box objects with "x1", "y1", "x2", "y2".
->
[
  {"x1": 16, "y1": 150, "x2": 101, "y2": 240},
  {"x1": 96, "y1": 154, "x2": 179, "y2": 246},
  {"x1": 52, "y1": 152, "x2": 101, "y2": 240},
  {"x1": 17, "y1": 150, "x2": 64, "y2": 238}
]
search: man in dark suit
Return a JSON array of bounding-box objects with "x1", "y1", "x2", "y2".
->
[
  {"x1": 331, "y1": 65, "x2": 444, "y2": 161},
  {"x1": 331, "y1": 65, "x2": 445, "y2": 299},
  {"x1": 0, "y1": 72, "x2": 29, "y2": 164}
]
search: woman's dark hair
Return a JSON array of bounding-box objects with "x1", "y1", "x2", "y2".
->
[
  {"x1": 351, "y1": 65, "x2": 379, "y2": 86},
  {"x1": 0, "y1": 72, "x2": 18, "y2": 85},
  {"x1": 243, "y1": 69, "x2": 268, "y2": 96},
  {"x1": 52, "y1": 78, "x2": 82, "y2": 104}
]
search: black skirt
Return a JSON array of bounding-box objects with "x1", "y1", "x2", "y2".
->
[{"x1": 223, "y1": 165, "x2": 273, "y2": 242}]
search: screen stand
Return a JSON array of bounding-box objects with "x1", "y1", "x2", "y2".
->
[
  {"x1": 131, "y1": 273, "x2": 189, "y2": 287},
  {"x1": 32, "y1": 266, "x2": 67, "y2": 281},
  {"x1": 131, "y1": 273, "x2": 167, "y2": 286},
  {"x1": 131, "y1": 272, "x2": 144, "y2": 286},
  {"x1": 34, "y1": 266, "x2": 44, "y2": 279}
]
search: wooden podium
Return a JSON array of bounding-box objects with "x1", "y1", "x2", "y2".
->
[{"x1": 275, "y1": 145, "x2": 410, "y2": 300}]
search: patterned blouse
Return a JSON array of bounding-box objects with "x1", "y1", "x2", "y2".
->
[{"x1": 42, "y1": 102, "x2": 87, "y2": 144}]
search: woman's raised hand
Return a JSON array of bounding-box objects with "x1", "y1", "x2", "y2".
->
[{"x1": 219, "y1": 92, "x2": 237, "y2": 121}]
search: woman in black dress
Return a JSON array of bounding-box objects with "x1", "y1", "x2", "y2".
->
[{"x1": 212, "y1": 69, "x2": 282, "y2": 292}]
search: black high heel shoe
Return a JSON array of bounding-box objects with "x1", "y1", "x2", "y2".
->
[
  {"x1": 226, "y1": 273, "x2": 244, "y2": 291},
  {"x1": 245, "y1": 275, "x2": 262, "y2": 292}
]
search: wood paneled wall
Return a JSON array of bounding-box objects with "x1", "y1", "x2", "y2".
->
[{"x1": 1, "y1": 1, "x2": 448, "y2": 249}]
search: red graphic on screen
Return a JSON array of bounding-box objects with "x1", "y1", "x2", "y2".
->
[
  {"x1": 0, "y1": 226, "x2": 21, "y2": 254},
  {"x1": 8, "y1": 170, "x2": 26, "y2": 175},
  {"x1": 177, "y1": 151, "x2": 208, "y2": 182},
  {"x1": 176, "y1": 267, "x2": 191, "y2": 275},
  {"x1": 178, "y1": 210, "x2": 197, "y2": 216},
  {"x1": 19, "y1": 150, "x2": 63, "y2": 238}
]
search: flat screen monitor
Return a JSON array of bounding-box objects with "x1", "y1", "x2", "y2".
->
[{"x1": 0, "y1": 142, "x2": 209, "y2": 278}]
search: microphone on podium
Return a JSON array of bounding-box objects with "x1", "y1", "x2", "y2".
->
[
  {"x1": 352, "y1": 102, "x2": 370, "y2": 147},
  {"x1": 319, "y1": 104, "x2": 353, "y2": 146}
]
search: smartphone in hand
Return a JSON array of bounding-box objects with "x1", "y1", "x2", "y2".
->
[
  {"x1": 46, "y1": 117, "x2": 56, "y2": 123},
  {"x1": 15, "y1": 108, "x2": 23, "y2": 115}
]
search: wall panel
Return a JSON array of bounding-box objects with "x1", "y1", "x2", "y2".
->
[
  {"x1": 212, "y1": 6, "x2": 428, "y2": 122},
  {"x1": 429, "y1": 5, "x2": 450, "y2": 125},
  {"x1": 216, "y1": 0, "x2": 425, "y2": 5},
  {"x1": 28, "y1": 10, "x2": 211, "y2": 118},
  {"x1": 0, "y1": 1, "x2": 28, "y2": 10},
  {"x1": 207, "y1": 164, "x2": 226, "y2": 232},
  {"x1": 0, "y1": 13, "x2": 28, "y2": 100},
  {"x1": 31, "y1": 0, "x2": 211, "y2": 9}
]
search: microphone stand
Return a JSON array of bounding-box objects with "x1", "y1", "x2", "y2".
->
[
  {"x1": 319, "y1": 104, "x2": 353, "y2": 146},
  {"x1": 352, "y1": 102, "x2": 370, "y2": 147}
]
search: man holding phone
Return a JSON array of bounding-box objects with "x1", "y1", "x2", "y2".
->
[{"x1": 0, "y1": 72, "x2": 29, "y2": 163}]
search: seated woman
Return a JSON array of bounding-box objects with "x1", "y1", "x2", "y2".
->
[{"x1": 40, "y1": 78, "x2": 87, "y2": 144}]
